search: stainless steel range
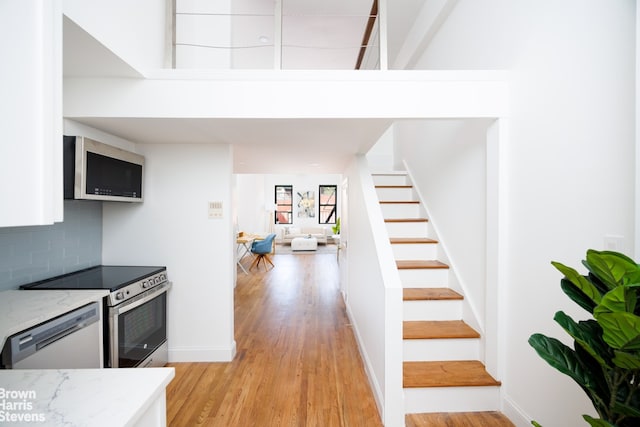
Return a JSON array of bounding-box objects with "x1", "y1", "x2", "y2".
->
[{"x1": 21, "y1": 265, "x2": 171, "y2": 368}]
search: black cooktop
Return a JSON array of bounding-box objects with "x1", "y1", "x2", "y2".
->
[{"x1": 20, "y1": 265, "x2": 166, "y2": 291}]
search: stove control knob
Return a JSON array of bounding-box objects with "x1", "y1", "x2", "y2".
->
[
  {"x1": 115, "y1": 292, "x2": 125, "y2": 301},
  {"x1": 142, "y1": 280, "x2": 150, "y2": 289},
  {"x1": 159, "y1": 274, "x2": 166, "y2": 282}
]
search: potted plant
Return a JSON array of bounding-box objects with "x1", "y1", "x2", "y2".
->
[
  {"x1": 331, "y1": 217, "x2": 340, "y2": 235},
  {"x1": 529, "y1": 249, "x2": 640, "y2": 427}
]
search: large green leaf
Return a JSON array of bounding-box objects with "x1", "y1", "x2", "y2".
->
[
  {"x1": 612, "y1": 395, "x2": 640, "y2": 418},
  {"x1": 596, "y1": 286, "x2": 637, "y2": 315},
  {"x1": 588, "y1": 272, "x2": 617, "y2": 297},
  {"x1": 561, "y1": 279, "x2": 598, "y2": 314},
  {"x1": 585, "y1": 250, "x2": 640, "y2": 289},
  {"x1": 612, "y1": 350, "x2": 640, "y2": 369},
  {"x1": 553, "y1": 261, "x2": 603, "y2": 305},
  {"x1": 529, "y1": 334, "x2": 597, "y2": 390},
  {"x1": 583, "y1": 415, "x2": 617, "y2": 427},
  {"x1": 574, "y1": 344, "x2": 611, "y2": 411},
  {"x1": 554, "y1": 311, "x2": 610, "y2": 367},
  {"x1": 595, "y1": 312, "x2": 640, "y2": 351}
]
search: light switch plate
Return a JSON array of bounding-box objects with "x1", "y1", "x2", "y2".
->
[{"x1": 604, "y1": 234, "x2": 624, "y2": 252}]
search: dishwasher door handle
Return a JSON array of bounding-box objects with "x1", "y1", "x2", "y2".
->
[{"x1": 35, "y1": 321, "x2": 92, "y2": 351}]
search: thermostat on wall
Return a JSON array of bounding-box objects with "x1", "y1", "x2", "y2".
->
[{"x1": 208, "y1": 201, "x2": 223, "y2": 219}]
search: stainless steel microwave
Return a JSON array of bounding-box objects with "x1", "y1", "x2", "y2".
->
[{"x1": 63, "y1": 135, "x2": 144, "y2": 202}]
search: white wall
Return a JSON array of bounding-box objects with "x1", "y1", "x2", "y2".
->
[
  {"x1": 343, "y1": 156, "x2": 403, "y2": 426},
  {"x1": 235, "y1": 174, "x2": 267, "y2": 234},
  {"x1": 64, "y1": 0, "x2": 167, "y2": 71},
  {"x1": 406, "y1": 1, "x2": 636, "y2": 425},
  {"x1": 101, "y1": 141, "x2": 236, "y2": 362},
  {"x1": 396, "y1": 118, "x2": 491, "y2": 331},
  {"x1": 366, "y1": 125, "x2": 395, "y2": 172}
]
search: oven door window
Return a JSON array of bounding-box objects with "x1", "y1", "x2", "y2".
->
[{"x1": 117, "y1": 292, "x2": 166, "y2": 368}]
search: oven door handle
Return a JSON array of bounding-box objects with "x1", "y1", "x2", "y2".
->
[{"x1": 112, "y1": 282, "x2": 172, "y2": 316}]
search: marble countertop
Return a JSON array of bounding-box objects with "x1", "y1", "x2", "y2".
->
[
  {"x1": 0, "y1": 290, "x2": 109, "y2": 349},
  {"x1": 0, "y1": 367, "x2": 175, "y2": 426}
]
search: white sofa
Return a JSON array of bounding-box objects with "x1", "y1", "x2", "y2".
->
[{"x1": 279, "y1": 226, "x2": 329, "y2": 245}]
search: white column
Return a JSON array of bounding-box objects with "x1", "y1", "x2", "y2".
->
[{"x1": 274, "y1": 0, "x2": 282, "y2": 69}]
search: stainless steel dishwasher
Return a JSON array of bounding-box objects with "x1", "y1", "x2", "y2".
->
[{"x1": 1, "y1": 302, "x2": 102, "y2": 369}]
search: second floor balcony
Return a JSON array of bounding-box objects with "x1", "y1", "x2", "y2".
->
[{"x1": 173, "y1": 0, "x2": 381, "y2": 70}]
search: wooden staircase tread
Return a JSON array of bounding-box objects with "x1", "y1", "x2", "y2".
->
[
  {"x1": 379, "y1": 200, "x2": 420, "y2": 204},
  {"x1": 406, "y1": 411, "x2": 515, "y2": 427},
  {"x1": 384, "y1": 218, "x2": 428, "y2": 223},
  {"x1": 390, "y1": 237, "x2": 438, "y2": 244},
  {"x1": 397, "y1": 260, "x2": 449, "y2": 269},
  {"x1": 403, "y1": 288, "x2": 463, "y2": 301},
  {"x1": 403, "y1": 361, "x2": 501, "y2": 388},
  {"x1": 403, "y1": 320, "x2": 480, "y2": 340}
]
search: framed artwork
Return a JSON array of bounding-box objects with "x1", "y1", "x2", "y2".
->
[{"x1": 297, "y1": 191, "x2": 315, "y2": 218}]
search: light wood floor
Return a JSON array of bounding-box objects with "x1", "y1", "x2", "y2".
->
[
  {"x1": 166, "y1": 252, "x2": 515, "y2": 426},
  {"x1": 166, "y1": 253, "x2": 383, "y2": 426}
]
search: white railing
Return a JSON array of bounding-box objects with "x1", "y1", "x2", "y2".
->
[{"x1": 172, "y1": 0, "x2": 380, "y2": 70}]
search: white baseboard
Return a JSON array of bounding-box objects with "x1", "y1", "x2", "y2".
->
[
  {"x1": 503, "y1": 395, "x2": 533, "y2": 427},
  {"x1": 168, "y1": 340, "x2": 236, "y2": 363},
  {"x1": 344, "y1": 301, "x2": 386, "y2": 422}
]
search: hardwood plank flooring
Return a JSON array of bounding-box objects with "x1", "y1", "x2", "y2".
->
[
  {"x1": 166, "y1": 253, "x2": 382, "y2": 427},
  {"x1": 406, "y1": 411, "x2": 515, "y2": 427}
]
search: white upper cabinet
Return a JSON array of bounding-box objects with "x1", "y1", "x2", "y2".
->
[{"x1": 0, "y1": 0, "x2": 63, "y2": 227}]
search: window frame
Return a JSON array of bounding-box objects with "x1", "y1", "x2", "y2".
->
[
  {"x1": 274, "y1": 185, "x2": 293, "y2": 224},
  {"x1": 318, "y1": 185, "x2": 337, "y2": 225}
]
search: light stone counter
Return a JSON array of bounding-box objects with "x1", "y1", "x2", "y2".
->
[
  {"x1": 0, "y1": 367, "x2": 175, "y2": 426},
  {"x1": 0, "y1": 290, "x2": 109, "y2": 349}
]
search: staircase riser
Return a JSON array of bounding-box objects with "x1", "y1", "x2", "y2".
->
[
  {"x1": 372, "y1": 175, "x2": 409, "y2": 186},
  {"x1": 399, "y1": 268, "x2": 449, "y2": 287},
  {"x1": 386, "y1": 222, "x2": 429, "y2": 238},
  {"x1": 403, "y1": 339, "x2": 480, "y2": 362},
  {"x1": 376, "y1": 187, "x2": 414, "y2": 200},
  {"x1": 380, "y1": 204, "x2": 421, "y2": 219},
  {"x1": 404, "y1": 386, "x2": 500, "y2": 414},
  {"x1": 403, "y1": 300, "x2": 462, "y2": 321},
  {"x1": 392, "y1": 244, "x2": 438, "y2": 260}
]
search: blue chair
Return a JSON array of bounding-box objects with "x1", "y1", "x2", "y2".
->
[{"x1": 249, "y1": 233, "x2": 276, "y2": 271}]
